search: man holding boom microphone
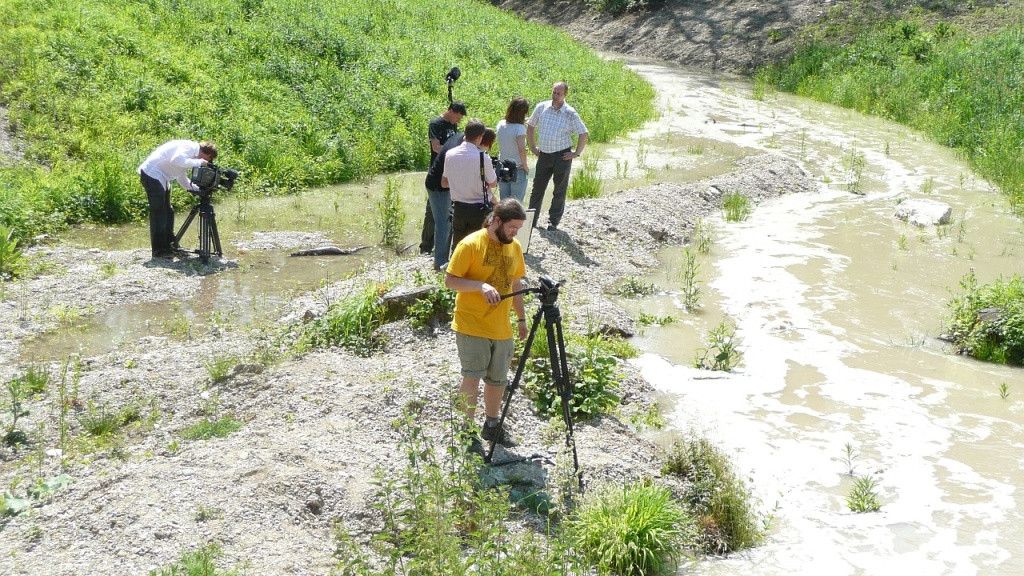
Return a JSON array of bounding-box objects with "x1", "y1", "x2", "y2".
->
[{"x1": 445, "y1": 199, "x2": 529, "y2": 452}]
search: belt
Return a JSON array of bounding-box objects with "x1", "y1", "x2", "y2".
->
[
  {"x1": 452, "y1": 200, "x2": 487, "y2": 207},
  {"x1": 539, "y1": 147, "x2": 572, "y2": 155}
]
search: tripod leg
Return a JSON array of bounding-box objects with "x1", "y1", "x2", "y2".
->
[
  {"x1": 209, "y1": 207, "x2": 223, "y2": 257},
  {"x1": 547, "y1": 309, "x2": 583, "y2": 492},
  {"x1": 198, "y1": 209, "x2": 211, "y2": 264},
  {"x1": 173, "y1": 206, "x2": 201, "y2": 250},
  {"x1": 485, "y1": 306, "x2": 544, "y2": 463}
]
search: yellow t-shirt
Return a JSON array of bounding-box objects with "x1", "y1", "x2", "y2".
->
[{"x1": 447, "y1": 229, "x2": 526, "y2": 340}]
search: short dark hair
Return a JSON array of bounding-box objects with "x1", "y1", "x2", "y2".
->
[
  {"x1": 199, "y1": 141, "x2": 218, "y2": 160},
  {"x1": 464, "y1": 119, "x2": 486, "y2": 141},
  {"x1": 449, "y1": 100, "x2": 467, "y2": 115}
]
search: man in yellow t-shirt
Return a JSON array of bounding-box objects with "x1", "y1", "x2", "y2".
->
[{"x1": 445, "y1": 199, "x2": 528, "y2": 450}]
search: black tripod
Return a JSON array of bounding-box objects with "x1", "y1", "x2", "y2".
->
[
  {"x1": 485, "y1": 276, "x2": 583, "y2": 492},
  {"x1": 172, "y1": 189, "x2": 222, "y2": 264}
]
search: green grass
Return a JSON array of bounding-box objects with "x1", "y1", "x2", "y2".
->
[
  {"x1": 568, "y1": 156, "x2": 603, "y2": 199},
  {"x1": 945, "y1": 270, "x2": 1024, "y2": 365},
  {"x1": 0, "y1": 0, "x2": 656, "y2": 239},
  {"x1": 182, "y1": 415, "x2": 243, "y2": 441},
  {"x1": 298, "y1": 283, "x2": 387, "y2": 356},
  {"x1": 662, "y1": 436, "x2": 763, "y2": 555},
  {"x1": 756, "y1": 12, "x2": 1024, "y2": 212},
  {"x1": 846, "y1": 475, "x2": 882, "y2": 513},
  {"x1": 722, "y1": 192, "x2": 752, "y2": 222},
  {"x1": 569, "y1": 482, "x2": 693, "y2": 576},
  {"x1": 150, "y1": 544, "x2": 239, "y2": 576}
]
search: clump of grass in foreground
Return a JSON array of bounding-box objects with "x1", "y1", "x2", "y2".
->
[
  {"x1": 945, "y1": 270, "x2": 1024, "y2": 365},
  {"x1": 150, "y1": 544, "x2": 239, "y2": 576},
  {"x1": 569, "y1": 482, "x2": 694, "y2": 576},
  {"x1": 662, "y1": 435, "x2": 763, "y2": 555}
]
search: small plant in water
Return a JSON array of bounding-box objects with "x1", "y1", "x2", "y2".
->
[
  {"x1": 998, "y1": 382, "x2": 1010, "y2": 400},
  {"x1": 614, "y1": 276, "x2": 657, "y2": 298},
  {"x1": 375, "y1": 176, "x2": 406, "y2": 249},
  {"x1": 679, "y1": 247, "x2": 701, "y2": 311},
  {"x1": 692, "y1": 218, "x2": 713, "y2": 254},
  {"x1": 840, "y1": 442, "x2": 858, "y2": 475},
  {"x1": 844, "y1": 147, "x2": 867, "y2": 195},
  {"x1": 694, "y1": 321, "x2": 743, "y2": 372},
  {"x1": 722, "y1": 192, "x2": 752, "y2": 222},
  {"x1": 846, "y1": 475, "x2": 882, "y2": 513}
]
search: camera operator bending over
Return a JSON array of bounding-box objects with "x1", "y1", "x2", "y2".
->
[
  {"x1": 138, "y1": 139, "x2": 217, "y2": 258},
  {"x1": 445, "y1": 199, "x2": 529, "y2": 452},
  {"x1": 442, "y1": 120, "x2": 497, "y2": 256},
  {"x1": 527, "y1": 81, "x2": 587, "y2": 230}
]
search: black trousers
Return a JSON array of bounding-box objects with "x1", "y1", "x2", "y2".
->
[
  {"x1": 528, "y1": 148, "x2": 572, "y2": 227},
  {"x1": 450, "y1": 201, "x2": 489, "y2": 257},
  {"x1": 419, "y1": 200, "x2": 434, "y2": 254},
  {"x1": 140, "y1": 172, "x2": 174, "y2": 255}
]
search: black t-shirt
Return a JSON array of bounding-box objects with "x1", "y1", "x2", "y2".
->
[
  {"x1": 428, "y1": 115, "x2": 459, "y2": 165},
  {"x1": 424, "y1": 133, "x2": 465, "y2": 191}
]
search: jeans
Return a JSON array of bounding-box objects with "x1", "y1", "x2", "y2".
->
[
  {"x1": 528, "y1": 149, "x2": 572, "y2": 227},
  {"x1": 426, "y1": 187, "x2": 451, "y2": 269},
  {"x1": 141, "y1": 172, "x2": 175, "y2": 255},
  {"x1": 498, "y1": 168, "x2": 529, "y2": 203}
]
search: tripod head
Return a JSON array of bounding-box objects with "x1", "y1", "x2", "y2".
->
[{"x1": 501, "y1": 275, "x2": 563, "y2": 305}]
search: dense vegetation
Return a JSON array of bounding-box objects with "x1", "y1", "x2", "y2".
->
[
  {"x1": 0, "y1": 0, "x2": 655, "y2": 239},
  {"x1": 945, "y1": 270, "x2": 1024, "y2": 366},
  {"x1": 756, "y1": 5, "x2": 1024, "y2": 211}
]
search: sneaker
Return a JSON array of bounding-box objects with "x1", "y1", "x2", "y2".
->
[
  {"x1": 467, "y1": 436, "x2": 484, "y2": 456},
  {"x1": 481, "y1": 424, "x2": 518, "y2": 448},
  {"x1": 547, "y1": 223, "x2": 558, "y2": 231}
]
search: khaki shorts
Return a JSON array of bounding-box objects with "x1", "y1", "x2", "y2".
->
[{"x1": 455, "y1": 332, "x2": 515, "y2": 387}]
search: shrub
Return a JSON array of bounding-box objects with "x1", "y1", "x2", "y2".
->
[
  {"x1": 569, "y1": 482, "x2": 692, "y2": 576},
  {"x1": 149, "y1": 544, "x2": 239, "y2": 576},
  {"x1": 945, "y1": 270, "x2": 1024, "y2": 365},
  {"x1": 406, "y1": 270, "x2": 455, "y2": 332},
  {"x1": 523, "y1": 330, "x2": 628, "y2": 421},
  {"x1": 375, "y1": 176, "x2": 406, "y2": 249},
  {"x1": 0, "y1": 225, "x2": 27, "y2": 279},
  {"x1": 662, "y1": 436, "x2": 763, "y2": 554},
  {"x1": 568, "y1": 157, "x2": 602, "y2": 200},
  {"x1": 299, "y1": 284, "x2": 387, "y2": 356}
]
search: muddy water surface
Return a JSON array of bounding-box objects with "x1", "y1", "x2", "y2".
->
[{"x1": 611, "y1": 59, "x2": 1024, "y2": 575}]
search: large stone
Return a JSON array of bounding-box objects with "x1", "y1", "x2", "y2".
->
[{"x1": 893, "y1": 198, "x2": 953, "y2": 227}]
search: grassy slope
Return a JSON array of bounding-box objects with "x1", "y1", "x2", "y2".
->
[
  {"x1": 0, "y1": 0, "x2": 655, "y2": 237},
  {"x1": 756, "y1": 1, "x2": 1024, "y2": 209}
]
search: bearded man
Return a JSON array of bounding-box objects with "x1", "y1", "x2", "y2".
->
[{"x1": 444, "y1": 199, "x2": 528, "y2": 451}]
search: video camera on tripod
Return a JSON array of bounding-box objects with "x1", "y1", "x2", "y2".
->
[
  {"x1": 172, "y1": 163, "x2": 240, "y2": 263},
  {"x1": 190, "y1": 163, "x2": 239, "y2": 197}
]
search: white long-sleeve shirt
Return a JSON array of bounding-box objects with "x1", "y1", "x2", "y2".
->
[{"x1": 138, "y1": 140, "x2": 205, "y2": 191}]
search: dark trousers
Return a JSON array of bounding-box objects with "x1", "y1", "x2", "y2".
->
[
  {"x1": 528, "y1": 148, "x2": 572, "y2": 227},
  {"x1": 450, "y1": 202, "x2": 489, "y2": 257},
  {"x1": 419, "y1": 200, "x2": 434, "y2": 254},
  {"x1": 141, "y1": 172, "x2": 174, "y2": 255}
]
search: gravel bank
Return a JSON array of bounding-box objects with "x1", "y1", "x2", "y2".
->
[{"x1": 0, "y1": 152, "x2": 817, "y2": 575}]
